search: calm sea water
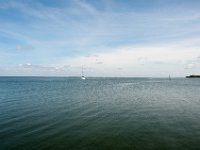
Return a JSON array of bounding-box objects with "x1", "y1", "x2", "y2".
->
[{"x1": 0, "y1": 77, "x2": 200, "y2": 150}]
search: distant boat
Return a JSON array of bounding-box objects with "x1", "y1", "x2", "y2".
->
[
  {"x1": 186, "y1": 75, "x2": 200, "y2": 78},
  {"x1": 169, "y1": 74, "x2": 171, "y2": 80},
  {"x1": 81, "y1": 66, "x2": 86, "y2": 80}
]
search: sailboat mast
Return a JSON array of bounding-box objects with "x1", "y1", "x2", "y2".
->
[
  {"x1": 81, "y1": 66, "x2": 86, "y2": 79},
  {"x1": 82, "y1": 66, "x2": 83, "y2": 76}
]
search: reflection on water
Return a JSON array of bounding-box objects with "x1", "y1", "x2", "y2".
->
[{"x1": 0, "y1": 77, "x2": 200, "y2": 150}]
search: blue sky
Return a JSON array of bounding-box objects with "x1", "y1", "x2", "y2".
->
[{"x1": 0, "y1": 0, "x2": 200, "y2": 76}]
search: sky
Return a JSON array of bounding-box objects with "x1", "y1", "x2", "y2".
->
[{"x1": 0, "y1": 0, "x2": 200, "y2": 77}]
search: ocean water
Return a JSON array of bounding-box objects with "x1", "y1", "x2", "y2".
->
[{"x1": 0, "y1": 77, "x2": 200, "y2": 150}]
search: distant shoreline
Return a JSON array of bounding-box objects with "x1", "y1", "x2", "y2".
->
[{"x1": 186, "y1": 75, "x2": 200, "y2": 78}]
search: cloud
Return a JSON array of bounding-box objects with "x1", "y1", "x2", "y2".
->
[
  {"x1": 74, "y1": 0, "x2": 97, "y2": 15},
  {"x1": 17, "y1": 63, "x2": 68, "y2": 72},
  {"x1": 152, "y1": 61, "x2": 166, "y2": 65},
  {"x1": 16, "y1": 45, "x2": 34, "y2": 51},
  {"x1": 3, "y1": 1, "x2": 62, "y2": 20},
  {"x1": 95, "y1": 61, "x2": 103, "y2": 65},
  {"x1": 184, "y1": 63, "x2": 195, "y2": 69},
  {"x1": 184, "y1": 55, "x2": 200, "y2": 70},
  {"x1": 85, "y1": 54, "x2": 99, "y2": 58},
  {"x1": 0, "y1": 28, "x2": 39, "y2": 45},
  {"x1": 137, "y1": 57, "x2": 148, "y2": 65},
  {"x1": 13, "y1": 63, "x2": 96, "y2": 76},
  {"x1": 56, "y1": 43, "x2": 200, "y2": 77}
]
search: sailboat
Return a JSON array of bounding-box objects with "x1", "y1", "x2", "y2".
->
[
  {"x1": 169, "y1": 74, "x2": 171, "y2": 80},
  {"x1": 81, "y1": 66, "x2": 86, "y2": 80}
]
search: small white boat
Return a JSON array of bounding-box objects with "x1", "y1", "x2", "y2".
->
[{"x1": 81, "y1": 76, "x2": 86, "y2": 80}]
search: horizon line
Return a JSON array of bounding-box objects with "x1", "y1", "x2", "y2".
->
[{"x1": 0, "y1": 75, "x2": 185, "y2": 78}]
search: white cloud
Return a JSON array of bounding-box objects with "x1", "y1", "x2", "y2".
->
[
  {"x1": 184, "y1": 63, "x2": 195, "y2": 69},
  {"x1": 74, "y1": 0, "x2": 97, "y2": 15},
  {"x1": 55, "y1": 44, "x2": 200, "y2": 77},
  {"x1": 16, "y1": 45, "x2": 34, "y2": 51},
  {"x1": 95, "y1": 61, "x2": 103, "y2": 65},
  {"x1": 17, "y1": 63, "x2": 68, "y2": 72}
]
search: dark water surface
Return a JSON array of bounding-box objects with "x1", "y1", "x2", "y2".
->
[{"x1": 0, "y1": 77, "x2": 200, "y2": 150}]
